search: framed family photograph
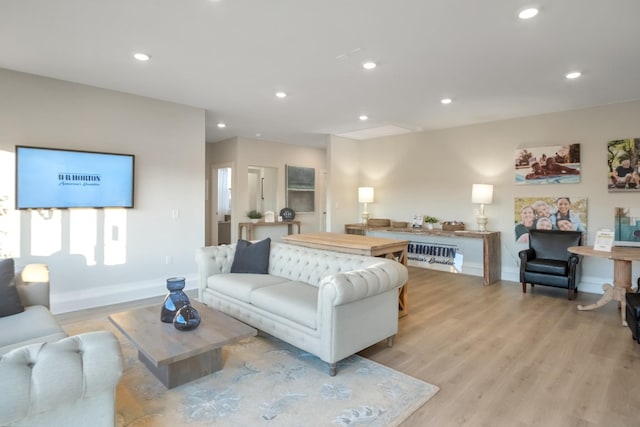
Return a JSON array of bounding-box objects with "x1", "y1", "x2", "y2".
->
[
  {"x1": 607, "y1": 138, "x2": 640, "y2": 192},
  {"x1": 514, "y1": 144, "x2": 581, "y2": 185},
  {"x1": 514, "y1": 196, "x2": 587, "y2": 243}
]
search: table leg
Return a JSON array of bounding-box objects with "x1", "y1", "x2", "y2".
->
[
  {"x1": 577, "y1": 283, "x2": 614, "y2": 312},
  {"x1": 577, "y1": 259, "x2": 631, "y2": 327}
]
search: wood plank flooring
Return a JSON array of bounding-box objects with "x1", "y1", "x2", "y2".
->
[
  {"x1": 57, "y1": 268, "x2": 640, "y2": 426},
  {"x1": 360, "y1": 268, "x2": 640, "y2": 427}
]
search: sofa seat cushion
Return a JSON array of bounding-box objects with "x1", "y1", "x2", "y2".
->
[
  {"x1": 249, "y1": 281, "x2": 318, "y2": 329},
  {"x1": 525, "y1": 258, "x2": 567, "y2": 276},
  {"x1": 208, "y1": 273, "x2": 289, "y2": 303},
  {"x1": 0, "y1": 305, "x2": 66, "y2": 355}
]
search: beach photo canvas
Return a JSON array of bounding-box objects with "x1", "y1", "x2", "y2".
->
[{"x1": 515, "y1": 144, "x2": 581, "y2": 185}]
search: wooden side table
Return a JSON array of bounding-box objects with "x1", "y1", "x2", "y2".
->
[
  {"x1": 238, "y1": 220, "x2": 301, "y2": 241},
  {"x1": 568, "y1": 245, "x2": 640, "y2": 326}
]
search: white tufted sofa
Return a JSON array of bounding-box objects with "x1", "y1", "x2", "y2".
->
[
  {"x1": 195, "y1": 242, "x2": 408, "y2": 375},
  {"x1": 0, "y1": 264, "x2": 123, "y2": 427}
]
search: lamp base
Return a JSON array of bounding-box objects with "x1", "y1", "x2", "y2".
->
[
  {"x1": 476, "y1": 215, "x2": 488, "y2": 232},
  {"x1": 361, "y1": 212, "x2": 369, "y2": 225}
]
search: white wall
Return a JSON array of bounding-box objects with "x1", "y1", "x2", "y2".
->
[
  {"x1": 327, "y1": 135, "x2": 361, "y2": 232},
  {"x1": 209, "y1": 137, "x2": 327, "y2": 241},
  {"x1": 0, "y1": 69, "x2": 205, "y2": 313},
  {"x1": 353, "y1": 101, "x2": 640, "y2": 293}
]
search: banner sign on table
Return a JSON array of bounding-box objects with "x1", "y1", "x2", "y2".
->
[{"x1": 407, "y1": 241, "x2": 463, "y2": 272}]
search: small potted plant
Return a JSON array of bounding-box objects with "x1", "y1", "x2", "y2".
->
[
  {"x1": 423, "y1": 215, "x2": 439, "y2": 230},
  {"x1": 247, "y1": 210, "x2": 263, "y2": 223}
]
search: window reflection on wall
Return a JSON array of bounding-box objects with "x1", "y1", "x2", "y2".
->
[
  {"x1": 70, "y1": 209, "x2": 97, "y2": 265},
  {"x1": 104, "y1": 209, "x2": 127, "y2": 265},
  {"x1": 31, "y1": 210, "x2": 62, "y2": 256}
]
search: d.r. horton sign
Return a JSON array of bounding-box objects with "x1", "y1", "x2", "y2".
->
[{"x1": 407, "y1": 242, "x2": 463, "y2": 272}]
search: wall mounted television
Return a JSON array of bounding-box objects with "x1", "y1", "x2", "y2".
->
[{"x1": 15, "y1": 145, "x2": 135, "y2": 209}]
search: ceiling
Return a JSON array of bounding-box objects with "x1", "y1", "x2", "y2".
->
[{"x1": 2, "y1": 1, "x2": 640, "y2": 147}]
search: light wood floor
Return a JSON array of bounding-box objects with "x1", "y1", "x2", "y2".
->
[
  {"x1": 57, "y1": 268, "x2": 640, "y2": 427},
  {"x1": 360, "y1": 268, "x2": 640, "y2": 427}
]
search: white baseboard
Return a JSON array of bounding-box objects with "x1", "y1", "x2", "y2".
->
[{"x1": 50, "y1": 274, "x2": 199, "y2": 314}]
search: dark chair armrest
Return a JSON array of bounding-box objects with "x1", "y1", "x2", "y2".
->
[
  {"x1": 518, "y1": 249, "x2": 535, "y2": 279},
  {"x1": 568, "y1": 253, "x2": 581, "y2": 266},
  {"x1": 519, "y1": 249, "x2": 535, "y2": 262}
]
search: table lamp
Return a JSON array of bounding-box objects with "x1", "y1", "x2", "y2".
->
[
  {"x1": 471, "y1": 184, "x2": 493, "y2": 232},
  {"x1": 358, "y1": 187, "x2": 374, "y2": 224}
]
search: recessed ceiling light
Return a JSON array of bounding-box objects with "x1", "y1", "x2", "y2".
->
[
  {"x1": 441, "y1": 98, "x2": 453, "y2": 104},
  {"x1": 275, "y1": 91, "x2": 287, "y2": 98},
  {"x1": 217, "y1": 123, "x2": 226, "y2": 128},
  {"x1": 518, "y1": 8, "x2": 539, "y2": 19},
  {"x1": 362, "y1": 62, "x2": 377, "y2": 70},
  {"x1": 565, "y1": 71, "x2": 582, "y2": 79},
  {"x1": 133, "y1": 52, "x2": 151, "y2": 61},
  {"x1": 359, "y1": 115, "x2": 369, "y2": 121}
]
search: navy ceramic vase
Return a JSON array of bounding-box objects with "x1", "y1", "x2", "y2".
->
[
  {"x1": 161, "y1": 277, "x2": 191, "y2": 323},
  {"x1": 173, "y1": 305, "x2": 201, "y2": 331}
]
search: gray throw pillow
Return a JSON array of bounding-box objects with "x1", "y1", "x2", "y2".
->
[
  {"x1": 230, "y1": 238, "x2": 271, "y2": 274},
  {"x1": 0, "y1": 258, "x2": 25, "y2": 317}
]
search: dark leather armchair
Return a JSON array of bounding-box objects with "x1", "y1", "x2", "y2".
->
[{"x1": 519, "y1": 229, "x2": 582, "y2": 300}]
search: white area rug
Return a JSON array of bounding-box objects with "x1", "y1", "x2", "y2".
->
[{"x1": 64, "y1": 318, "x2": 439, "y2": 426}]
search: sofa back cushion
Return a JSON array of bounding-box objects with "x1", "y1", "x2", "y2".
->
[
  {"x1": 0, "y1": 259, "x2": 25, "y2": 318},
  {"x1": 268, "y1": 242, "x2": 377, "y2": 287}
]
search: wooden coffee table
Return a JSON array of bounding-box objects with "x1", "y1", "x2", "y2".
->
[{"x1": 108, "y1": 300, "x2": 257, "y2": 388}]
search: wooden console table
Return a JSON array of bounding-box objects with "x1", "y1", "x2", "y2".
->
[
  {"x1": 345, "y1": 224, "x2": 501, "y2": 285},
  {"x1": 238, "y1": 220, "x2": 301, "y2": 241},
  {"x1": 281, "y1": 232, "x2": 410, "y2": 317},
  {"x1": 569, "y1": 245, "x2": 640, "y2": 326}
]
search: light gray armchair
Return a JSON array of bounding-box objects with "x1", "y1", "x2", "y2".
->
[{"x1": 0, "y1": 260, "x2": 124, "y2": 427}]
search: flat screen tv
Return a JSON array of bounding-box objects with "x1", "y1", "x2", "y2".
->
[{"x1": 15, "y1": 145, "x2": 135, "y2": 209}]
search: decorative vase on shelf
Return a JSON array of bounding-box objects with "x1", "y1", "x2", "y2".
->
[
  {"x1": 173, "y1": 305, "x2": 201, "y2": 331},
  {"x1": 161, "y1": 277, "x2": 191, "y2": 323},
  {"x1": 249, "y1": 218, "x2": 260, "y2": 223},
  {"x1": 427, "y1": 223, "x2": 434, "y2": 230}
]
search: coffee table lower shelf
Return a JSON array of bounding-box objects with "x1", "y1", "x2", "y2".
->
[{"x1": 108, "y1": 300, "x2": 257, "y2": 389}]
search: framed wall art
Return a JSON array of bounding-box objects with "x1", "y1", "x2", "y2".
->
[
  {"x1": 514, "y1": 144, "x2": 581, "y2": 185},
  {"x1": 285, "y1": 165, "x2": 315, "y2": 213},
  {"x1": 514, "y1": 196, "x2": 587, "y2": 244},
  {"x1": 607, "y1": 138, "x2": 640, "y2": 192}
]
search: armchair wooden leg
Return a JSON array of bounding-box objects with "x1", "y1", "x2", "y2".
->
[{"x1": 522, "y1": 282, "x2": 527, "y2": 294}]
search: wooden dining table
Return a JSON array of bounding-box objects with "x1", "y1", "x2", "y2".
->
[
  {"x1": 568, "y1": 245, "x2": 640, "y2": 326},
  {"x1": 281, "y1": 232, "x2": 410, "y2": 316}
]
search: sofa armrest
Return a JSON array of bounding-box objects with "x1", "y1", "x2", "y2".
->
[
  {"x1": 0, "y1": 331, "x2": 123, "y2": 425},
  {"x1": 319, "y1": 261, "x2": 408, "y2": 306},
  {"x1": 195, "y1": 245, "x2": 236, "y2": 298}
]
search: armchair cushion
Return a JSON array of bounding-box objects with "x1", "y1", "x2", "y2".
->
[
  {"x1": 525, "y1": 258, "x2": 568, "y2": 276},
  {"x1": 0, "y1": 259, "x2": 24, "y2": 318}
]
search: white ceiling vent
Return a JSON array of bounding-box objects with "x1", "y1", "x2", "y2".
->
[{"x1": 336, "y1": 124, "x2": 413, "y2": 140}]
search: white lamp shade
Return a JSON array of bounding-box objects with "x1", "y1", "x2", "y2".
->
[
  {"x1": 471, "y1": 184, "x2": 493, "y2": 204},
  {"x1": 21, "y1": 263, "x2": 49, "y2": 282},
  {"x1": 358, "y1": 187, "x2": 374, "y2": 203}
]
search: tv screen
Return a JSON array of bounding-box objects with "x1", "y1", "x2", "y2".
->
[{"x1": 15, "y1": 145, "x2": 135, "y2": 209}]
